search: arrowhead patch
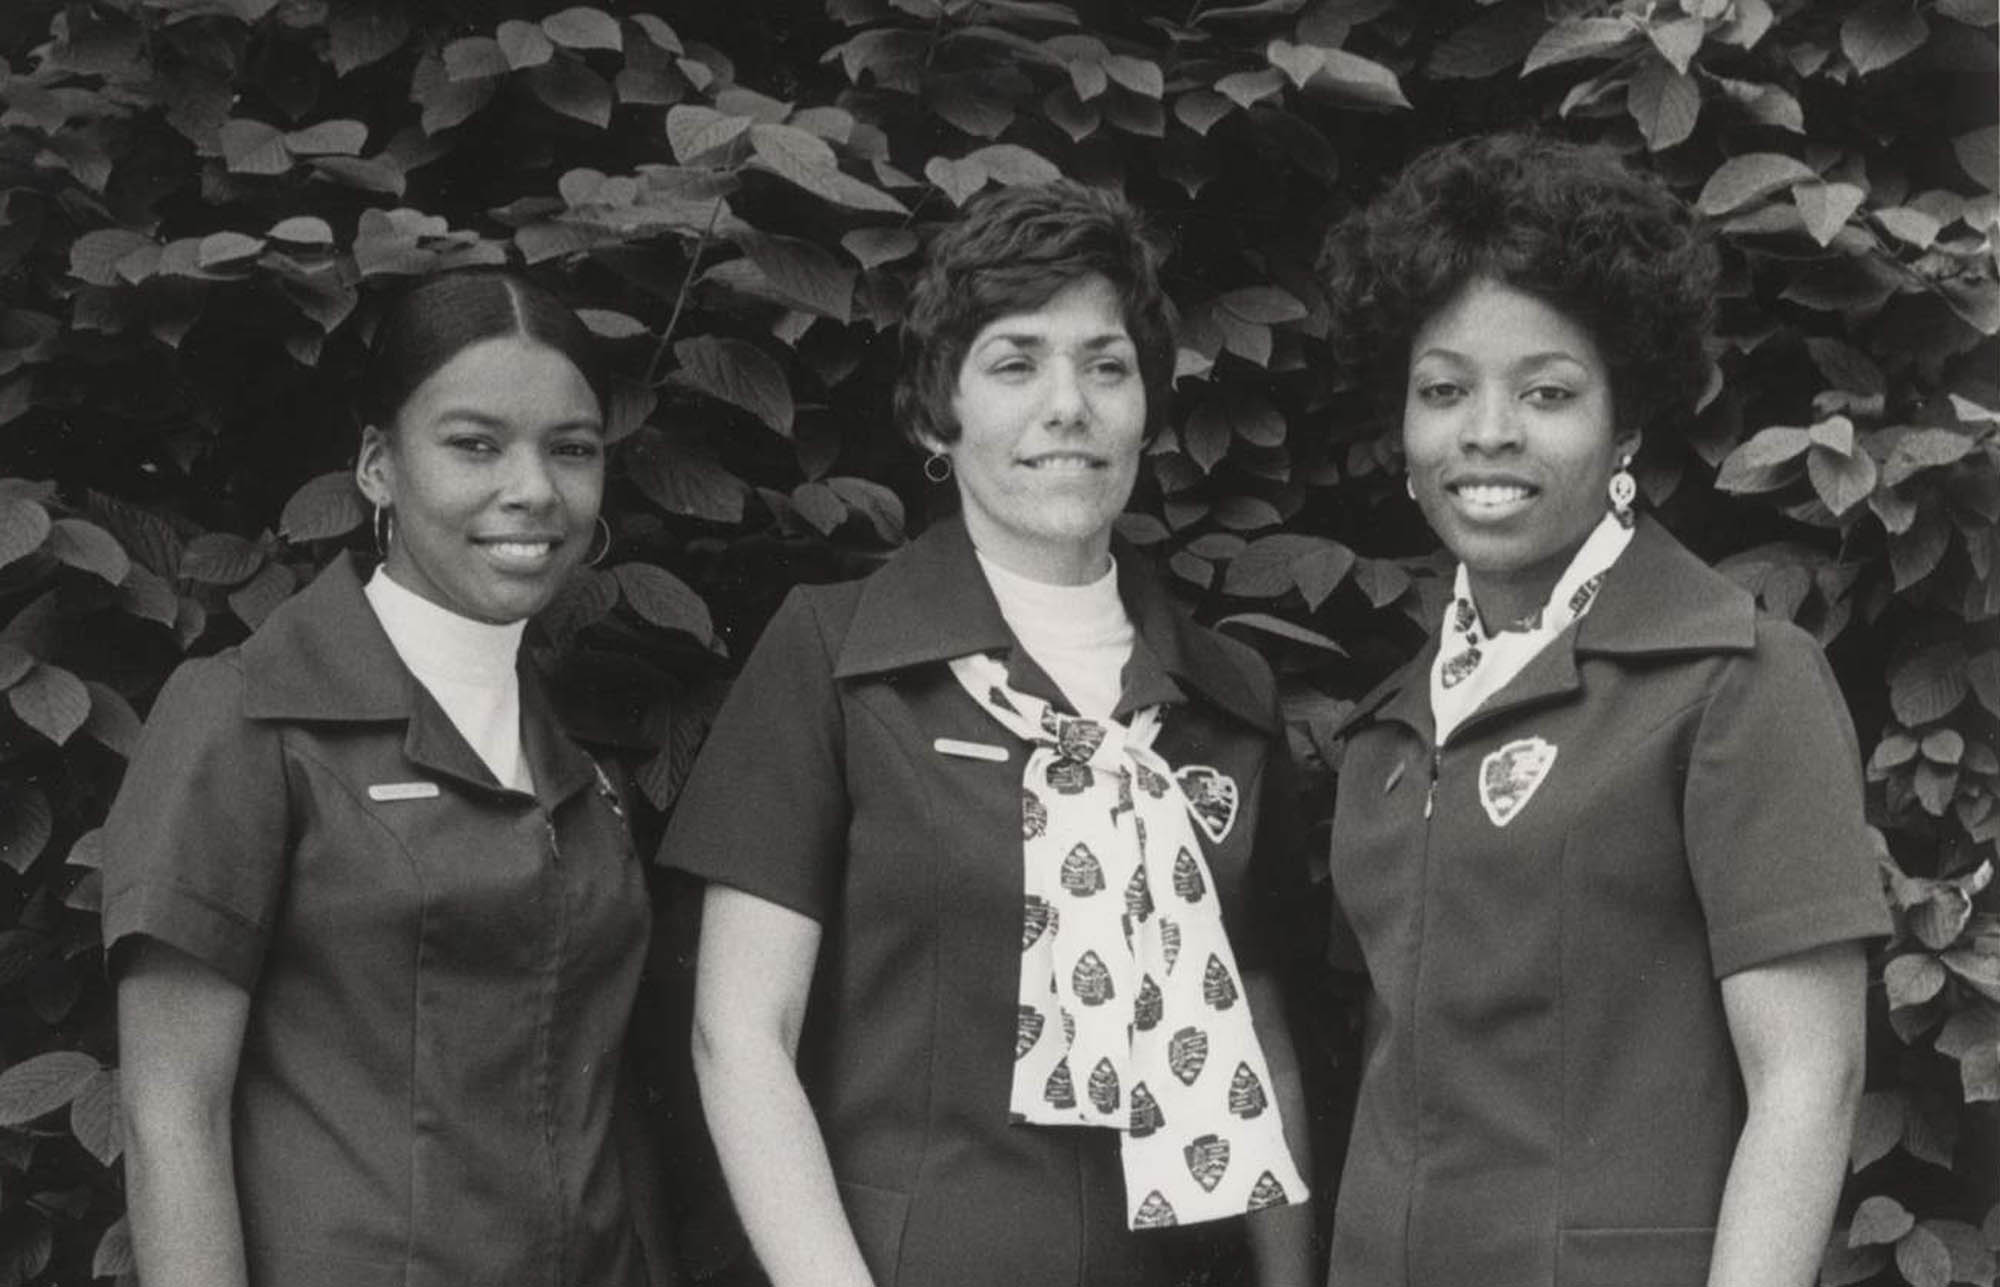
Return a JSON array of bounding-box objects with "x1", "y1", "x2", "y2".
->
[
  {"x1": 1174, "y1": 764, "x2": 1239, "y2": 844},
  {"x1": 1478, "y1": 736, "x2": 1558, "y2": 828}
]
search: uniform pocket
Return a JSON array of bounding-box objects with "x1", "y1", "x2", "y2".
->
[
  {"x1": 1557, "y1": 1226, "x2": 1715, "y2": 1287},
  {"x1": 836, "y1": 1177, "x2": 911, "y2": 1287}
]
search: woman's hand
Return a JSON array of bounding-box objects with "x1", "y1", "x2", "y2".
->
[
  {"x1": 118, "y1": 940, "x2": 252, "y2": 1287},
  {"x1": 691, "y1": 885, "x2": 877, "y2": 1287},
  {"x1": 1707, "y1": 940, "x2": 1868, "y2": 1287},
  {"x1": 1242, "y1": 969, "x2": 1318, "y2": 1287}
]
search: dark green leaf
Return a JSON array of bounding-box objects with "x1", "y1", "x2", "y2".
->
[
  {"x1": 0, "y1": 1053, "x2": 101, "y2": 1127},
  {"x1": 1428, "y1": 3, "x2": 1548, "y2": 80},
  {"x1": 83, "y1": 681, "x2": 141, "y2": 757},
  {"x1": 672, "y1": 337, "x2": 794, "y2": 435},
  {"x1": 497, "y1": 19, "x2": 554, "y2": 69},
  {"x1": 612, "y1": 562, "x2": 715, "y2": 644},
  {"x1": 1794, "y1": 181, "x2": 1866, "y2": 246},
  {"x1": 750, "y1": 124, "x2": 905, "y2": 213},
  {"x1": 1627, "y1": 58, "x2": 1699, "y2": 151},
  {"x1": 1807, "y1": 440, "x2": 1877, "y2": 515},
  {"x1": 1821, "y1": 1237, "x2": 1889, "y2": 1286},
  {"x1": 1696, "y1": 154, "x2": 1824, "y2": 217},
  {"x1": 0, "y1": 785, "x2": 50, "y2": 875},
  {"x1": 9, "y1": 664, "x2": 89, "y2": 746},
  {"x1": 1850, "y1": 1090, "x2": 1904, "y2": 1169},
  {"x1": 1214, "y1": 68, "x2": 1286, "y2": 109},
  {"x1": 1224, "y1": 533, "x2": 1355, "y2": 607},
  {"x1": 1212, "y1": 495, "x2": 1284, "y2": 532},
  {"x1": 1892, "y1": 644, "x2": 1970, "y2": 725},
  {"x1": 1850, "y1": 1195, "x2": 1916, "y2": 1246},
  {"x1": 92, "y1": 1218, "x2": 133, "y2": 1279},
  {"x1": 329, "y1": 0, "x2": 410, "y2": 76},
  {"x1": 443, "y1": 36, "x2": 509, "y2": 83},
  {"x1": 1890, "y1": 510, "x2": 1951, "y2": 590},
  {"x1": 281, "y1": 472, "x2": 367, "y2": 542},
  {"x1": 285, "y1": 119, "x2": 367, "y2": 156},
  {"x1": 841, "y1": 227, "x2": 918, "y2": 268},
  {"x1": 745, "y1": 234, "x2": 856, "y2": 323},
  {"x1": 665, "y1": 105, "x2": 750, "y2": 162},
  {"x1": 1885, "y1": 953, "x2": 1949, "y2": 1009},
  {"x1": 1215, "y1": 613, "x2": 1346, "y2": 654},
  {"x1": 1644, "y1": 15, "x2": 1705, "y2": 74},
  {"x1": 45, "y1": 519, "x2": 129, "y2": 584},
  {"x1": 1842, "y1": 0, "x2": 1929, "y2": 75},
  {"x1": 68, "y1": 1070, "x2": 120, "y2": 1167},
  {"x1": 0, "y1": 495, "x2": 50, "y2": 571},
  {"x1": 1954, "y1": 126, "x2": 1999, "y2": 193},
  {"x1": 1522, "y1": 16, "x2": 1637, "y2": 74},
  {"x1": 528, "y1": 59, "x2": 613, "y2": 128},
  {"x1": 543, "y1": 5, "x2": 621, "y2": 51},
  {"x1": 826, "y1": 478, "x2": 905, "y2": 543},
  {"x1": 180, "y1": 532, "x2": 267, "y2": 585},
  {"x1": 69, "y1": 230, "x2": 157, "y2": 287},
  {"x1": 220, "y1": 118, "x2": 291, "y2": 174},
  {"x1": 412, "y1": 53, "x2": 500, "y2": 134}
]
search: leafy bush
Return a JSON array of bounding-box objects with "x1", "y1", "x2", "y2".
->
[{"x1": 0, "y1": 0, "x2": 1994, "y2": 1283}]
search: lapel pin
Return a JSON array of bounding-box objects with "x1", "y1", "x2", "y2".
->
[
  {"x1": 368, "y1": 781, "x2": 440, "y2": 802},
  {"x1": 934, "y1": 737, "x2": 1009, "y2": 763}
]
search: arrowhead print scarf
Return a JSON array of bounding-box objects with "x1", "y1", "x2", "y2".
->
[{"x1": 948, "y1": 653, "x2": 1307, "y2": 1231}]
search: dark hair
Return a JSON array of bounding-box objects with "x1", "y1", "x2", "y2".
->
[
  {"x1": 359, "y1": 271, "x2": 608, "y2": 430},
  {"x1": 1319, "y1": 132, "x2": 1719, "y2": 442},
  {"x1": 895, "y1": 180, "x2": 1176, "y2": 448}
]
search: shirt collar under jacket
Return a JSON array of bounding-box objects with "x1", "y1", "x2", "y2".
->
[
  {"x1": 832, "y1": 515, "x2": 1278, "y2": 735},
  {"x1": 1353, "y1": 514, "x2": 1759, "y2": 747},
  {"x1": 236, "y1": 551, "x2": 596, "y2": 806}
]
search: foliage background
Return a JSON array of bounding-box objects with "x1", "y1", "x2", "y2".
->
[{"x1": 0, "y1": 0, "x2": 1994, "y2": 1282}]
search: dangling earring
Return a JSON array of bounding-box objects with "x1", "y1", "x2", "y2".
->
[
  {"x1": 924, "y1": 452, "x2": 952, "y2": 483},
  {"x1": 1608, "y1": 458, "x2": 1637, "y2": 528},
  {"x1": 586, "y1": 516, "x2": 613, "y2": 568},
  {"x1": 372, "y1": 503, "x2": 393, "y2": 557}
]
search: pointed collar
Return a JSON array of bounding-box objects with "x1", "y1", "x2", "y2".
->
[
  {"x1": 832, "y1": 515, "x2": 1278, "y2": 735},
  {"x1": 239, "y1": 552, "x2": 595, "y2": 804},
  {"x1": 1347, "y1": 516, "x2": 1756, "y2": 741}
]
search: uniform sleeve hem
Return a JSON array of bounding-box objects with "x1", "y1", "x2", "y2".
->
[
  {"x1": 103, "y1": 878, "x2": 266, "y2": 990},
  {"x1": 662, "y1": 853, "x2": 828, "y2": 925},
  {"x1": 1709, "y1": 893, "x2": 1892, "y2": 979}
]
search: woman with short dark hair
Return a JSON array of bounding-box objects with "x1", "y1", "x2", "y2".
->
[
  {"x1": 663, "y1": 181, "x2": 1315, "y2": 1287},
  {"x1": 109, "y1": 271, "x2": 657, "y2": 1287},
  {"x1": 1316, "y1": 134, "x2": 1888, "y2": 1287}
]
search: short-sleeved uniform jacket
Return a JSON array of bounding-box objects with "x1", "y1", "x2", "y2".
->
[
  {"x1": 659, "y1": 516, "x2": 1309, "y2": 1287},
  {"x1": 1322, "y1": 517, "x2": 1890, "y2": 1287},
  {"x1": 102, "y1": 554, "x2": 652, "y2": 1287}
]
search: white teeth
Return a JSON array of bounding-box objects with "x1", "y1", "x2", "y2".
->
[
  {"x1": 1455, "y1": 484, "x2": 1532, "y2": 506},
  {"x1": 487, "y1": 541, "x2": 553, "y2": 559},
  {"x1": 1025, "y1": 456, "x2": 1098, "y2": 471}
]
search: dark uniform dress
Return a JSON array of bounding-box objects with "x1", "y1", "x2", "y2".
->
[
  {"x1": 1323, "y1": 518, "x2": 1891, "y2": 1287},
  {"x1": 659, "y1": 516, "x2": 1309, "y2": 1287},
  {"x1": 103, "y1": 553, "x2": 653, "y2": 1287}
]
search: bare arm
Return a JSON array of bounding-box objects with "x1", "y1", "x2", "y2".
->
[
  {"x1": 1242, "y1": 969, "x2": 1316, "y2": 1287},
  {"x1": 117, "y1": 940, "x2": 251, "y2": 1287},
  {"x1": 691, "y1": 885, "x2": 875, "y2": 1287},
  {"x1": 1706, "y1": 940, "x2": 1867, "y2": 1287}
]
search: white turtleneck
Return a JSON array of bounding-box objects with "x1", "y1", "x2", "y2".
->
[
  {"x1": 363, "y1": 568, "x2": 533, "y2": 793},
  {"x1": 975, "y1": 552, "x2": 1135, "y2": 720}
]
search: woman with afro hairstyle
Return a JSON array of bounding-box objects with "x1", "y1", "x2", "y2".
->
[
  {"x1": 661, "y1": 181, "x2": 1316, "y2": 1287},
  {"x1": 1315, "y1": 133, "x2": 1888, "y2": 1287}
]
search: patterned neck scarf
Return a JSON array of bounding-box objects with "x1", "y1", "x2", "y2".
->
[
  {"x1": 1430, "y1": 512, "x2": 1635, "y2": 746},
  {"x1": 948, "y1": 653, "x2": 1307, "y2": 1231}
]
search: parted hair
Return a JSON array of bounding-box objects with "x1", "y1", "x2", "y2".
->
[
  {"x1": 1319, "y1": 132, "x2": 1719, "y2": 441},
  {"x1": 895, "y1": 180, "x2": 1177, "y2": 448},
  {"x1": 359, "y1": 271, "x2": 608, "y2": 431}
]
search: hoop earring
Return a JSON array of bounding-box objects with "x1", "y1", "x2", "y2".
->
[
  {"x1": 1405, "y1": 475, "x2": 1416, "y2": 501},
  {"x1": 372, "y1": 503, "x2": 393, "y2": 557},
  {"x1": 585, "y1": 516, "x2": 612, "y2": 568},
  {"x1": 924, "y1": 452, "x2": 952, "y2": 484},
  {"x1": 1608, "y1": 458, "x2": 1637, "y2": 528}
]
